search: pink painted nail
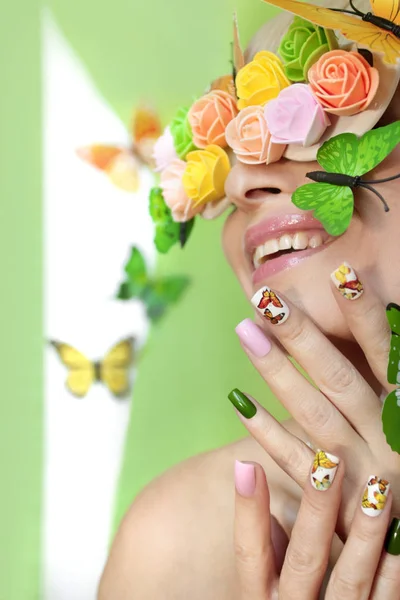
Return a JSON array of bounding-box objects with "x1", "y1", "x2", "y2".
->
[
  {"x1": 235, "y1": 319, "x2": 272, "y2": 357},
  {"x1": 235, "y1": 460, "x2": 256, "y2": 497}
]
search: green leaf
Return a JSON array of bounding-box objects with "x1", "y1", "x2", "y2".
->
[
  {"x1": 292, "y1": 183, "x2": 354, "y2": 236},
  {"x1": 317, "y1": 121, "x2": 400, "y2": 177},
  {"x1": 149, "y1": 187, "x2": 180, "y2": 254},
  {"x1": 180, "y1": 218, "x2": 195, "y2": 248},
  {"x1": 387, "y1": 303, "x2": 400, "y2": 385},
  {"x1": 382, "y1": 390, "x2": 400, "y2": 454}
]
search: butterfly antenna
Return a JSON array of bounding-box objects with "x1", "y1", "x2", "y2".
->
[
  {"x1": 358, "y1": 183, "x2": 390, "y2": 212},
  {"x1": 349, "y1": 0, "x2": 364, "y2": 16},
  {"x1": 362, "y1": 172, "x2": 400, "y2": 185}
]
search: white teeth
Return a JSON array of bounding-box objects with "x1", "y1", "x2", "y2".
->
[
  {"x1": 263, "y1": 238, "x2": 280, "y2": 256},
  {"x1": 278, "y1": 234, "x2": 292, "y2": 250},
  {"x1": 309, "y1": 233, "x2": 323, "y2": 248},
  {"x1": 252, "y1": 230, "x2": 330, "y2": 268},
  {"x1": 292, "y1": 232, "x2": 308, "y2": 250}
]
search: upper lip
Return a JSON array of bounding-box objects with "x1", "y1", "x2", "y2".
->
[{"x1": 244, "y1": 213, "x2": 326, "y2": 256}]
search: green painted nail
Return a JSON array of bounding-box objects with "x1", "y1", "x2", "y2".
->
[
  {"x1": 228, "y1": 388, "x2": 257, "y2": 419},
  {"x1": 385, "y1": 518, "x2": 400, "y2": 555}
]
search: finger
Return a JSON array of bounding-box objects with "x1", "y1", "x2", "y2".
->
[
  {"x1": 370, "y1": 518, "x2": 400, "y2": 598},
  {"x1": 326, "y1": 475, "x2": 392, "y2": 600},
  {"x1": 279, "y1": 449, "x2": 342, "y2": 600},
  {"x1": 234, "y1": 461, "x2": 277, "y2": 599},
  {"x1": 228, "y1": 389, "x2": 314, "y2": 488},
  {"x1": 235, "y1": 319, "x2": 362, "y2": 451},
  {"x1": 330, "y1": 262, "x2": 393, "y2": 393},
  {"x1": 250, "y1": 286, "x2": 382, "y2": 438}
]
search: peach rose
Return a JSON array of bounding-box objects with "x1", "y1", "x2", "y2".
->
[
  {"x1": 308, "y1": 50, "x2": 379, "y2": 116},
  {"x1": 160, "y1": 159, "x2": 203, "y2": 222},
  {"x1": 153, "y1": 126, "x2": 178, "y2": 172},
  {"x1": 225, "y1": 106, "x2": 286, "y2": 165},
  {"x1": 188, "y1": 90, "x2": 238, "y2": 148}
]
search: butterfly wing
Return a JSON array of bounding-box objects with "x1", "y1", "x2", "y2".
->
[
  {"x1": 50, "y1": 341, "x2": 95, "y2": 397},
  {"x1": 233, "y1": 13, "x2": 245, "y2": 74},
  {"x1": 387, "y1": 303, "x2": 400, "y2": 384},
  {"x1": 261, "y1": 0, "x2": 400, "y2": 63},
  {"x1": 132, "y1": 106, "x2": 162, "y2": 167},
  {"x1": 76, "y1": 145, "x2": 123, "y2": 171},
  {"x1": 312, "y1": 475, "x2": 330, "y2": 490},
  {"x1": 292, "y1": 183, "x2": 354, "y2": 236},
  {"x1": 371, "y1": 0, "x2": 400, "y2": 25},
  {"x1": 100, "y1": 337, "x2": 135, "y2": 397}
]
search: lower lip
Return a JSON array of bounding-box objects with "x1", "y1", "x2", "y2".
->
[{"x1": 252, "y1": 244, "x2": 328, "y2": 283}]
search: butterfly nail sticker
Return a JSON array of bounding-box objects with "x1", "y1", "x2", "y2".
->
[
  {"x1": 382, "y1": 302, "x2": 400, "y2": 453},
  {"x1": 77, "y1": 105, "x2": 162, "y2": 193},
  {"x1": 361, "y1": 475, "x2": 390, "y2": 516},
  {"x1": 331, "y1": 262, "x2": 364, "y2": 300},
  {"x1": 50, "y1": 337, "x2": 135, "y2": 398},
  {"x1": 292, "y1": 121, "x2": 400, "y2": 236},
  {"x1": 251, "y1": 286, "x2": 290, "y2": 325},
  {"x1": 310, "y1": 450, "x2": 340, "y2": 491},
  {"x1": 261, "y1": 0, "x2": 400, "y2": 64}
]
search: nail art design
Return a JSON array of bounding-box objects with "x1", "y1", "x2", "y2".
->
[
  {"x1": 361, "y1": 475, "x2": 390, "y2": 517},
  {"x1": 251, "y1": 286, "x2": 290, "y2": 325},
  {"x1": 228, "y1": 388, "x2": 257, "y2": 419},
  {"x1": 310, "y1": 450, "x2": 339, "y2": 492},
  {"x1": 331, "y1": 262, "x2": 364, "y2": 300}
]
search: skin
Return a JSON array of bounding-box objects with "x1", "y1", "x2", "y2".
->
[{"x1": 98, "y1": 111, "x2": 400, "y2": 599}]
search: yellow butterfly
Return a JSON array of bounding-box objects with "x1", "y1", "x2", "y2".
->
[
  {"x1": 312, "y1": 475, "x2": 331, "y2": 489},
  {"x1": 50, "y1": 337, "x2": 135, "y2": 398},
  {"x1": 261, "y1": 0, "x2": 400, "y2": 64},
  {"x1": 312, "y1": 450, "x2": 338, "y2": 472},
  {"x1": 77, "y1": 105, "x2": 162, "y2": 192}
]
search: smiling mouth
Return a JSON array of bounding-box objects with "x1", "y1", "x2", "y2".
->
[{"x1": 252, "y1": 229, "x2": 333, "y2": 269}]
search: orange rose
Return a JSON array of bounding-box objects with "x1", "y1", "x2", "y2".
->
[
  {"x1": 308, "y1": 50, "x2": 379, "y2": 116},
  {"x1": 225, "y1": 106, "x2": 285, "y2": 165},
  {"x1": 188, "y1": 90, "x2": 238, "y2": 149}
]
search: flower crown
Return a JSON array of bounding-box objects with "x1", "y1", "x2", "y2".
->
[{"x1": 150, "y1": 9, "x2": 400, "y2": 253}]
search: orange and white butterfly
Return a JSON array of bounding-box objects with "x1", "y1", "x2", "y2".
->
[
  {"x1": 77, "y1": 105, "x2": 162, "y2": 192},
  {"x1": 264, "y1": 308, "x2": 286, "y2": 324},
  {"x1": 257, "y1": 289, "x2": 284, "y2": 310},
  {"x1": 261, "y1": 0, "x2": 400, "y2": 64}
]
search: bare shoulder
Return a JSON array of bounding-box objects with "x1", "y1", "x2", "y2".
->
[{"x1": 98, "y1": 425, "x2": 302, "y2": 600}]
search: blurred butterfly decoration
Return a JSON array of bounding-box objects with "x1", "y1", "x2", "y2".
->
[
  {"x1": 77, "y1": 105, "x2": 162, "y2": 193},
  {"x1": 292, "y1": 121, "x2": 400, "y2": 236},
  {"x1": 117, "y1": 245, "x2": 190, "y2": 322},
  {"x1": 50, "y1": 337, "x2": 135, "y2": 398},
  {"x1": 382, "y1": 302, "x2": 400, "y2": 453},
  {"x1": 262, "y1": 0, "x2": 400, "y2": 64}
]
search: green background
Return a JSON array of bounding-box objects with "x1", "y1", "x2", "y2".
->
[{"x1": 1, "y1": 1, "x2": 283, "y2": 598}]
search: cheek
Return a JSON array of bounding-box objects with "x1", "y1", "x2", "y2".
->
[{"x1": 222, "y1": 210, "x2": 254, "y2": 297}]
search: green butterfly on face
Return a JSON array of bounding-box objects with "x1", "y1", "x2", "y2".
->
[
  {"x1": 382, "y1": 303, "x2": 400, "y2": 454},
  {"x1": 292, "y1": 121, "x2": 400, "y2": 236}
]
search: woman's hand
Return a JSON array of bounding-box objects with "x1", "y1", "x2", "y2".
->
[
  {"x1": 230, "y1": 262, "x2": 400, "y2": 539},
  {"x1": 234, "y1": 453, "x2": 398, "y2": 599}
]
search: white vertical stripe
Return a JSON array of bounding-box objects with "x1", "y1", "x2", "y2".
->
[{"x1": 42, "y1": 12, "x2": 154, "y2": 599}]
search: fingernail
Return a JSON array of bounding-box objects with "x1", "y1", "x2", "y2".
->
[
  {"x1": 361, "y1": 475, "x2": 390, "y2": 517},
  {"x1": 235, "y1": 460, "x2": 256, "y2": 497},
  {"x1": 385, "y1": 518, "x2": 400, "y2": 555},
  {"x1": 235, "y1": 319, "x2": 272, "y2": 357},
  {"x1": 251, "y1": 286, "x2": 290, "y2": 325},
  {"x1": 228, "y1": 388, "x2": 257, "y2": 419},
  {"x1": 310, "y1": 450, "x2": 340, "y2": 492},
  {"x1": 330, "y1": 262, "x2": 364, "y2": 300}
]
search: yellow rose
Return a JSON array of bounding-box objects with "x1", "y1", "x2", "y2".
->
[
  {"x1": 236, "y1": 51, "x2": 290, "y2": 110},
  {"x1": 182, "y1": 145, "x2": 231, "y2": 207}
]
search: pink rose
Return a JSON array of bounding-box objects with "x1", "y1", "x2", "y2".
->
[
  {"x1": 308, "y1": 50, "x2": 379, "y2": 116},
  {"x1": 264, "y1": 84, "x2": 330, "y2": 146},
  {"x1": 153, "y1": 126, "x2": 178, "y2": 172},
  {"x1": 225, "y1": 105, "x2": 286, "y2": 165},
  {"x1": 160, "y1": 159, "x2": 203, "y2": 222},
  {"x1": 188, "y1": 90, "x2": 238, "y2": 149}
]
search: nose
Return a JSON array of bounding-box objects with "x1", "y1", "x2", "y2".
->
[{"x1": 225, "y1": 158, "x2": 312, "y2": 213}]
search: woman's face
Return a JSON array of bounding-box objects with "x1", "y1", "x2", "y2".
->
[{"x1": 223, "y1": 143, "x2": 400, "y2": 340}]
